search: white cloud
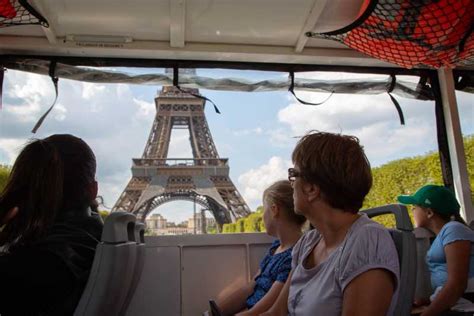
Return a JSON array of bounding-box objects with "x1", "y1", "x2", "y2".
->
[
  {"x1": 238, "y1": 156, "x2": 291, "y2": 209},
  {"x1": 277, "y1": 92, "x2": 440, "y2": 165},
  {"x1": 0, "y1": 138, "x2": 27, "y2": 164},
  {"x1": 53, "y1": 103, "x2": 67, "y2": 121},
  {"x1": 133, "y1": 98, "x2": 155, "y2": 119},
  {"x1": 82, "y1": 82, "x2": 105, "y2": 100},
  {"x1": 97, "y1": 169, "x2": 131, "y2": 209},
  {"x1": 168, "y1": 129, "x2": 193, "y2": 158},
  {"x1": 232, "y1": 127, "x2": 263, "y2": 136},
  {"x1": 266, "y1": 128, "x2": 294, "y2": 148},
  {"x1": 3, "y1": 71, "x2": 55, "y2": 123}
]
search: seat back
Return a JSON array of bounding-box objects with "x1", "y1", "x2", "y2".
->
[
  {"x1": 361, "y1": 204, "x2": 417, "y2": 316},
  {"x1": 413, "y1": 227, "x2": 434, "y2": 299},
  {"x1": 123, "y1": 222, "x2": 147, "y2": 316},
  {"x1": 74, "y1": 212, "x2": 137, "y2": 316}
]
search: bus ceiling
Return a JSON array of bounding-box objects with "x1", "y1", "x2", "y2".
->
[{"x1": 0, "y1": 0, "x2": 473, "y2": 220}]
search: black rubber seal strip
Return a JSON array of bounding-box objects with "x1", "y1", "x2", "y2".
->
[
  {"x1": 319, "y1": 0, "x2": 379, "y2": 36},
  {"x1": 19, "y1": 0, "x2": 49, "y2": 27}
]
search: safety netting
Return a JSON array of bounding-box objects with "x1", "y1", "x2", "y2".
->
[
  {"x1": 0, "y1": 0, "x2": 48, "y2": 28},
  {"x1": 308, "y1": 0, "x2": 474, "y2": 69}
]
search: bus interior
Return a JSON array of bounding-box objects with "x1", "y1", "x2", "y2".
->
[{"x1": 0, "y1": 0, "x2": 473, "y2": 315}]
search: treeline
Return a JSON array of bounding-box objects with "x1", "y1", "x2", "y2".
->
[
  {"x1": 222, "y1": 206, "x2": 266, "y2": 233},
  {"x1": 0, "y1": 165, "x2": 10, "y2": 192},
  {"x1": 223, "y1": 136, "x2": 474, "y2": 232}
]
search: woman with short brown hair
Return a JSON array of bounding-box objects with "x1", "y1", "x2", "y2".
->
[{"x1": 263, "y1": 131, "x2": 399, "y2": 316}]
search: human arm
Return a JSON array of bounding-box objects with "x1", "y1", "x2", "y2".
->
[
  {"x1": 421, "y1": 240, "x2": 470, "y2": 316},
  {"x1": 216, "y1": 272, "x2": 258, "y2": 316},
  {"x1": 258, "y1": 270, "x2": 292, "y2": 316},
  {"x1": 342, "y1": 268, "x2": 395, "y2": 316},
  {"x1": 236, "y1": 281, "x2": 285, "y2": 316}
]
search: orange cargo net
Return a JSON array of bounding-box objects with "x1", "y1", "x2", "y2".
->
[
  {"x1": 0, "y1": 0, "x2": 48, "y2": 28},
  {"x1": 309, "y1": 0, "x2": 474, "y2": 69},
  {"x1": 0, "y1": 0, "x2": 16, "y2": 19}
]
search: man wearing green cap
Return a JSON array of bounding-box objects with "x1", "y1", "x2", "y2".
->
[{"x1": 398, "y1": 184, "x2": 474, "y2": 315}]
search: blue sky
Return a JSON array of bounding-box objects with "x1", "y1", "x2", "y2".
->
[{"x1": 0, "y1": 68, "x2": 472, "y2": 224}]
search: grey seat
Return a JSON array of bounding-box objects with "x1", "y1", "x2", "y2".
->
[
  {"x1": 413, "y1": 227, "x2": 434, "y2": 300},
  {"x1": 123, "y1": 222, "x2": 146, "y2": 316},
  {"x1": 74, "y1": 212, "x2": 138, "y2": 316},
  {"x1": 362, "y1": 204, "x2": 417, "y2": 316}
]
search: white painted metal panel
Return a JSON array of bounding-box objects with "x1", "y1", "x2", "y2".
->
[
  {"x1": 38, "y1": 0, "x2": 171, "y2": 41},
  {"x1": 182, "y1": 245, "x2": 248, "y2": 315},
  {"x1": 126, "y1": 247, "x2": 181, "y2": 316},
  {"x1": 186, "y1": 0, "x2": 315, "y2": 46},
  {"x1": 126, "y1": 233, "x2": 272, "y2": 315}
]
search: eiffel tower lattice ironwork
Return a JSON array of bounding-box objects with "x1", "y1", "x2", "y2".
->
[{"x1": 112, "y1": 84, "x2": 251, "y2": 228}]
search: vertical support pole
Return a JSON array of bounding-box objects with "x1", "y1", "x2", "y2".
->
[
  {"x1": 0, "y1": 67, "x2": 4, "y2": 110},
  {"x1": 431, "y1": 73, "x2": 454, "y2": 189},
  {"x1": 437, "y1": 68, "x2": 473, "y2": 223},
  {"x1": 201, "y1": 209, "x2": 206, "y2": 234},
  {"x1": 193, "y1": 196, "x2": 196, "y2": 235}
]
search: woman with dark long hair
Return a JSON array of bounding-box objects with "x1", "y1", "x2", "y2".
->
[{"x1": 0, "y1": 134, "x2": 103, "y2": 315}]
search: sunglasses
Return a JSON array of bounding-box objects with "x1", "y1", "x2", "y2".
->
[{"x1": 288, "y1": 168, "x2": 303, "y2": 183}]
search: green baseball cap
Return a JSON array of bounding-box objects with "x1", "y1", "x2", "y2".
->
[{"x1": 397, "y1": 184, "x2": 460, "y2": 215}]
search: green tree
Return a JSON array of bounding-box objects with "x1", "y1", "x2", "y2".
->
[
  {"x1": 364, "y1": 136, "x2": 473, "y2": 227},
  {"x1": 207, "y1": 227, "x2": 218, "y2": 234},
  {"x1": 243, "y1": 212, "x2": 262, "y2": 232},
  {"x1": 0, "y1": 165, "x2": 10, "y2": 192},
  {"x1": 236, "y1": 218, "x2": 245, "y2": 232},
  {"x1": 222, "y1": 223, "x2": 231, "y2": 233}
]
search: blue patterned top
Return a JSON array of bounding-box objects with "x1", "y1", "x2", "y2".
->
[{"x1": 246, "y1": 240, "x2": 293, "y2": 308}]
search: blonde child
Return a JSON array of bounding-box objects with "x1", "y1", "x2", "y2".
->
[{"x1": 215, "y1": 180, "x2": 306, "y2": 316}]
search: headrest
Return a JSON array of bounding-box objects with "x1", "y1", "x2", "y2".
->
[
  {"x1": 134, "y1": 222, "x2": 146, "y2": 244},
  {"x1": 101, "y1": 212, "x2": 137, "y2": 243}
]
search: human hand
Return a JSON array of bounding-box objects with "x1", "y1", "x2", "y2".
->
[{"x1": 413, "y1": 297, "x2": 430, "y2": 307}]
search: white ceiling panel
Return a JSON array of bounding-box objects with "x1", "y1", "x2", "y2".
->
[{"x1": 185, "y1": 0, "x2": 314, "y2": 46}]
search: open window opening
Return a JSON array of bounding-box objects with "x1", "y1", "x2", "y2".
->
[{"x1": 0, "y1": 63, "x2": 472, "y2": 232}]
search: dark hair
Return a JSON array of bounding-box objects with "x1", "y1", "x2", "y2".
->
[
  {"x1": 292, "y1": 131, "x2": 372, "y2": 213},
  {"x1": 437, "y1": 211, "x2": 467, "y2": 226},
  {"x1": 264, "y1": 180, "x2": 306, "y2": 226},
  {"x1": 0, "y1": 134, "x2": 96, "y2": 248}
]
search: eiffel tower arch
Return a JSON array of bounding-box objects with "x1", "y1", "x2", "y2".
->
[{"x1": 112, "y1": 83, "x2": 251, "y2": 229}]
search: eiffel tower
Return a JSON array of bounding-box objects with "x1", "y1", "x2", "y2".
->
[{"x1": 112, "y1": 73, "x2": 251, "y2": 228}]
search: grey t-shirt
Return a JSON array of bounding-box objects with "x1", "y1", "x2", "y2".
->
[{"x1": 288, "y1": 214, "x2": 400, "y2": 316}]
